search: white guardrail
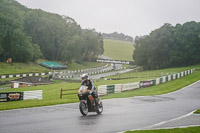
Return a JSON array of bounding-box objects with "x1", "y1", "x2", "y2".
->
[
  {"x1": 24, "y1": 90, "x2": 42, "y2": 100},
  {"x1": 98, "y1": 69, "x2": 194, "y2": 96},
  {"x1": 0, "y1": 64, "x2": 111, "y2": 79}
]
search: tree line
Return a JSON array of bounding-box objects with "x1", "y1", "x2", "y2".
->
[
  {"x1": 102, "y1": 32, "x2": 133, "y2": 42},
  {"x1": 133, "y1": 21, "x2": 200, "y2": 70},
  {"x1": 0, "y1": 0, "x2": 104, "y2": 63}
]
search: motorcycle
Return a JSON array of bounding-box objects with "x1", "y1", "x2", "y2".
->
[{"x1": 78, "y1": 85, "x2": 103, "y2": 116}]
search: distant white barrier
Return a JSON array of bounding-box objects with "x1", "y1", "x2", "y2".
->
[
  {"x1": 98, "y1": 85, "x2": 107, "y2": 96},
  {"x1": 156, "y1": 78, "x2": 160, "y2": 85},
  {"x1": 24, "y1": 90, "x2": 42, "y2": 100},
  {"x1": 168, "y1": 75, "x2": 171, "y2": 81},
  {"x1": 115, "y1": 84, "x2": 122, "y2": 93},
  {"x1": 98, "y1": 69, "x2": 194, "y2": 96},
  {"x1": 98, "y1": 82, "x2": 140, "y2": 96},
  {"x1": 121, "y1": 82, "x2": 140, "y2": 91}
]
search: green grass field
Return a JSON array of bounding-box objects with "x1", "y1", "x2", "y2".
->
[
  {"x1": 195, "y1": 109, "x2": 200, "y2": 114},
  {"x1": 0, "y1": 65, "x2": 200, "y2": 110},
  {"x1": 0, "y1": 62, "x2": 105, "y2": 75},
  {"x1": 103, "y1": 39, "x2": 134, "y2": 61},
  {"x1": 67, "y1": 62, "x2": 106, "y2": 70},
  {"x1": 125, "y1": 126, "x2": 200, "y2": 133},
  {"x1": 1, "y1": 39, "x2": 199, "y2": 133},
  {"x1": 0, "y1": 82, "x2": 80, "y2": 110},
  {"x1": 0, "y1": 62, "x2": 48, "y2": 75}
]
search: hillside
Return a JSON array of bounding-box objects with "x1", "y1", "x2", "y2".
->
[{"x1": 103, "y1": 39, "x2": 134, "y2": 61}]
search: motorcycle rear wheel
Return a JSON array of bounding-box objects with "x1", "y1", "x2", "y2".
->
[{"x1": 79, "y1": 100, "x2": 88, "y2": 116}]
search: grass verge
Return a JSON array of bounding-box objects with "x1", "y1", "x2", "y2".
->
[
  {"x1": 0, "y1": 70, "x2": 199, "y2": 111},
  {"x1": 194, "y1": 109, "x2": 200, "y2": 114},
  {"x1": 125, "y1": 126, "x2": 200, "y2": 133},
  {"x1": 0, "y1": 62, "x2": 48, "y2": 75},
  {"x1": 67, "y1": 62, "x2": 106, "y2": 70},
  {"x1": 0, "y1": 82, "x2": 80, "y2": 110},
  {"x1": 0, "y1": 62, "x2": 106, "y2": 75}
]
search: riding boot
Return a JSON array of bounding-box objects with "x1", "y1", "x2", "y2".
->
[
  {"x1": 93, "y1": 95, "x2": 98, "y2": 105},
  {"x1": 92, "y1": 91, "x2": 98, "y2": 105}
]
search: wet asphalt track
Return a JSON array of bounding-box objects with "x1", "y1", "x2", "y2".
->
[{"x1": 0, "y1": 81, "x2": 200, "y2": 133}]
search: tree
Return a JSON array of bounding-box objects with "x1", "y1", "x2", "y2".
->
[
  {"x1": 0, "y1": 0, "x2": 42, "y2": 62},
  {"x1": 81, "y1": 29, "x2": 104, "y2": 60},
  {"x1": 133, "y1": 22, "x2": 200, "y2": 70},
  {"x1": 1, "y1": 0, "x2": 104, "y2": 63}
]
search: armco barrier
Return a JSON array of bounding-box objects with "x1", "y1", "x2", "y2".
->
[
  {"x1": 140, "y1": 81, "x2": 152, "y2": 88},
  {"x1": 168, "y1": 75, "x2": 171, "y2": 81},
  {"x1": 177, "y1": 73, "x2": 179, "y2": 79},
  {"x1": 98, "y1": 69, "x2": 194, "y2": 96},
  {"x1": 98, "y1": 82, "x2": 140, "y2": 96},
  {"x1": 171, "y1": 75, "x2": 173, "y2": 80},
  {"x1": 159, "y1": 77, "x2": 162, "y2": 83},
  {"x1": 152, "y1": 80, "x2": 156, "y2": 86},
  {"x1": 162, "y1": 76, "x2": 164, "y2": 82},
  {"x1": 188, "y1": 70, "x2": 191, "y2": 74},
  {"x1": 107, "y1": 85, "x2": 115, "y2": 94},
  {"x1": 98, "y1": 85, "x2": 107, "y2": 96},
  {"x1": 114, "y1": 84, "x2": 122, "y2": 93},
  {"x1": 121, "y1": 82, "x2": 140, "y2": 91},
  {"x1": 173, "y1": 74, "x2": 176, "y2": 80},
  {"x1": 0, "y1": 64, "x2": 109, "y2": 79},
  {"x1": 166, "y1": 75, "x2": 169, "y2": 81},
  {"x1": 156, "y1": 78, "x2": 160, "y2": 85},
  {"x1": 0, "y1": 72, "x2": 50, "y2": 79},
  {"x1": 184, "y1": 71, "x2": 187, "y2": 75},
  {"x1": 23, "y1": 90, "x2": 42, "y2": 100},
  {"x1": 0, "y1": 90, "x2": 42, "y2": 102}
]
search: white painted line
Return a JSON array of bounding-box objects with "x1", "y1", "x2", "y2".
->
[
  {"x1": 146, "y1": 110, "x2": 196, "y2": 129},
  {"x1": 144, "y1": 124, "x2": 200, "y2": 130},
  {"x1": 118, "y1": 110, "x2": 198, "y2": 133},
  {"x1": 117, "y1": 124, "x2": 200, "y2": 133}
]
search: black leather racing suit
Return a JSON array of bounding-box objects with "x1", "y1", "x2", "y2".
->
[{"x1": 79, "y1": 79, "x2": 98, "y2": 103}]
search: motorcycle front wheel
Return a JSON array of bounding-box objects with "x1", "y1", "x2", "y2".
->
[
  {"x1": 79, "y1": 100, "x2": 88, "y2": 116},
  {"x1": 96, "y1": 100, "x2": 103, "y2": 114}
]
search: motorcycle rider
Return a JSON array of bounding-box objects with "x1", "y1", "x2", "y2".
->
[{"x1": 78, "y1": 73, "x2": 98, "y2": 105}]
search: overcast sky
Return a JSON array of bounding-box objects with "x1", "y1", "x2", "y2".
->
[{"x1": 16, "y1": 0, "x2": 200, "y2": 38}]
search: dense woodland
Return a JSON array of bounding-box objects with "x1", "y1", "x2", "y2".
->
[
  {"x1": 0, "y1": 0, "x2": 104, "y2": 63},
  {"x1": 1, "y1": 0, "x2": 200, "y2": 69},
  {"x1": 133, "y1": 22, "x2": 200, "y2": 70},
  {"x1": 102, "y1": 32, "x2": 133, "y2": 42}
]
